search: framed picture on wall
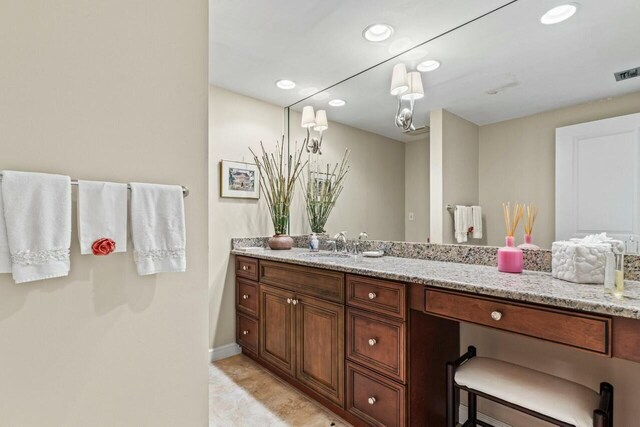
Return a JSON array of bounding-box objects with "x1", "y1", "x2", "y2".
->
[{"x1": 220, "y1": 160, "x2": 260, "y2": 199}]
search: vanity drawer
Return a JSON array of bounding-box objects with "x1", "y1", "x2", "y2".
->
[
  {"x1": 347, "y1": 361, "x2": 406, "y2": 427},
  {"x1": 236, "y1": 256, "x2": 259, "y2": 281},
  {"x1": 236, "y1": 278, "x2": 259, "y2": 318},
  {"x1": 347, "y1": 308, "x2": 405, "y2": 382},
  {"x1": 237, "y1": 313, "x2": 258, "y2": 355},
  {"x1": 425, "y1": 289, "x2": 611, "y2": 355},
  {"x1": 347, "y1": 275, "x2": 406, "y2": 320},
  {"x1": 260, "y1": 260, "x2": 345, "y2": 303}
]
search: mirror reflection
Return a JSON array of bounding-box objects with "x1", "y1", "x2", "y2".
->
[{"x1": 286, "y1": 0, "x2": 640, "y2": 250}]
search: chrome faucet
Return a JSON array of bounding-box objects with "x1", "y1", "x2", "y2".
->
[
  {"x1": 334, "y1": 231, "x2": 348, "y2": 253},
  {"x1": 326, "y1": 240, "x2": 337, "y2": 253},
  {"x1": 356, "y1": 232, "x2": 368, "y2": 255}
]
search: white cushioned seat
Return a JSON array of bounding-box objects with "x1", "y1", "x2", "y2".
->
[{"x1": 455, "y1": 357, "x2": 600, "y2": 427}]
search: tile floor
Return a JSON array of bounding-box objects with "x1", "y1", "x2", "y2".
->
[{"x1": 209, "y1": 354, "x2": 352, "y2": 427}]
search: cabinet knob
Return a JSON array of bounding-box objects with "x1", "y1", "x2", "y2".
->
[
  {"x1": 368, "y1": 338, "x2": 377, "y2": 346},
  {"x1": 242, "y1": 294, "x2": 249, "y2": 300},
  {"x1": 368, "y1": 397, "x2": 376, "y2": 405},
  {"x1": 287, "y1": 298, "x2": 292, "y2": 304},
  {"x1": 368, "y1": 292, "x2": 377, "y2": 300},
  {"x1": 242, "y1": 330, "x2": 249, "y2": 335},
  {"x1": 491, "y1": 311, "x2": 502, "y2": 321},
  {"x1": 292, "y1": 299, "x2": 298, "y2": 305},
  {"x1": 242, "y1": 265, "x2": 249, "y2": 271}
]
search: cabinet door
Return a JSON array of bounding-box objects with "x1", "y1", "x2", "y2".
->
[
  {"x1": 296, "y1": 295, "x2": 345, "y2": 406},
  {"x1": 259, "y1": 284, "x2": 295, "y2": 376}
]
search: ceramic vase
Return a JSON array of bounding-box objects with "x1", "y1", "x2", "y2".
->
[
  {"x1": 518, "y1": 234, "x2": 540, "y2": 250},
  {"x1": 268, "y1": 234, "x2": 293, "y2": 250},
  {"x1": 498, "y1": 236, "x2": 523, "y2": 273}
]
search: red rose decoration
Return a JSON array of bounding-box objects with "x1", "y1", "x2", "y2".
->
[{"x1": 92, "y1": 238, "x2": 116, "y2": 256}]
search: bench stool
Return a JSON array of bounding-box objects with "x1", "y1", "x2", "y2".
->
[{"x1": 446, "y1": 346, "x2": 614, "y2": 427}]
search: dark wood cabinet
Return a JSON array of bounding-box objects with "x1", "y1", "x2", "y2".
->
[
  {"x1": 236, "y1": 257, "x2": 459, "y2": 427},
  {"x1": 347, "y1": 361, "x2": 406, "y2": 427},
  {"x1": 347, "y1": 308, "x2": 406, "y2": 383},
  {"x1": 236, "y1": 313, "x2": 258, "y2": 355},
  {"x1": 236, "y1": 278, "x2": 259, "y2": 318},
  {"x1": 296, "y1": 294, "x2": 344, "y2": 405},
  {"x1": 259, "y1": 284, "x2": 296, "y2": 376}
]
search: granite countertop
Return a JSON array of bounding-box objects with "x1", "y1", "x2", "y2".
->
[{"x1": 231, "y1": 247, "x2": 640, "y2": 319}]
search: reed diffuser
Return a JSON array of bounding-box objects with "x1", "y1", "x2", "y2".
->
[
  {"x1": 518, "y1": 204, "x2": 540, "y2": 250},
  {"x1": 498, "y1": 202, "x2": 524, "y2": 273}
]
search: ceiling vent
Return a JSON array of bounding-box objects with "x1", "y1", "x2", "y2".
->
[
  {"x1": 402, "y1": 125, "x2": 430, "y2": 136},
  {"x1": 614, "y1": 67, "x2": 639, "y2": 82}
]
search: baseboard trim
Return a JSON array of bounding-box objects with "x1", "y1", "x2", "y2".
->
[
  {"x1": 209, "y1": 343, "x2": 241, "y2": 362},
  {"x1": 459, "y1": 404, "x2": 512, "y2": 427}
]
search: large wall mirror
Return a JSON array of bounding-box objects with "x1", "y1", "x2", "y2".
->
[{"x1": 284, "y1": 0, "x2": 640, "y2": 250}]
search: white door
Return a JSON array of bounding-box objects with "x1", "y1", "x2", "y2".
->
[{"x1": 556, "y1": 112, "x2": 640, "y2": 242}]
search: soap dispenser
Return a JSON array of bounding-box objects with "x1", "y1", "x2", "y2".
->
[{"x1": 309, "y1": 233, "x2": 319, "y2": 252}]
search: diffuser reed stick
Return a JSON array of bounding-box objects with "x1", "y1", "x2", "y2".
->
[
  {"x1": 523, "y1": 204, "x2": 538, "y2": 235},
  {"x1": 502, "y1": 202, "x2": 524, "y2": 237}
]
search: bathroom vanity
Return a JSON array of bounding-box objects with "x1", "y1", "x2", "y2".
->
[{"x1": 232, "y1": 248, "x2": 640, "y2": 427}]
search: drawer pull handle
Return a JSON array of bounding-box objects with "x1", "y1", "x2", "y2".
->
[
  {"x1": 368, "y1": 292, "x2": 377, "y2": 300},
  {"x1": 368, "y1": 338, "x2": 377, "y2": 346},
  {"x1": 242, "y1": 294, "x2": 249, "y2": 300},
  {"x1": 287, "y1": 298, "x2": 292, "y2": 304},
  {"x1": 242, "y1": 330, "x2": 249, "y2": 335},
  {"x1": 368, "y1": 397, "x2": 376, "y2": 405},
  {"x1": 242, "y1": 265, "x2": 249, "y2": 271},
  {"x1": 292, "y1": 299, "x2": 298, "y2": 305},
  {"x1": 491, "y1": 311, "x2": 503, "y2": 321}
]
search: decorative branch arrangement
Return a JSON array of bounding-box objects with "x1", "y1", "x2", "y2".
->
[
  {"x1": 502, "y1": 202, "x2": 524, "y2": 237},
  {"x1": 523, "y1": 204, "x2": 539, "y2": 236},
  {"x1": 250, "y1": 137, "x2": 307, "y2": 236},
  {"x1": 301, "y1": 150, "x2": 350, "y2": 233}
]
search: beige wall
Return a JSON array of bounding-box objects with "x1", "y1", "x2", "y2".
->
[
  {"x1": 430, "y1": 109, "x2": 480, "y2": 244},
  {"x1": 479, "y1": 91, "x2": 640, "y2": 248},
  {"x1": 209, "y1": 85, "x2": 405, "y2": 349},
  {"x1": 405, "y1": 137, "x2": 430, "y2": 242},
  {"x1": 0, "y1": 1, "x2": 209, "y2": 426},
  {"x1": 209, "y1": 86, "x2": 283, "y2": 349}
]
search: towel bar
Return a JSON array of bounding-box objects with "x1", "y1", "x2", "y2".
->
[{"x1": 0, "y1": 174, "x2": 189, "y2": 197}]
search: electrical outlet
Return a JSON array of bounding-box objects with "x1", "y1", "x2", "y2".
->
[{"x1": 408, "y1": 212, "x2": 414, "y2": 221}]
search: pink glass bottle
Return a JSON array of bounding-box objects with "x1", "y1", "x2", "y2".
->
[
  {"x1": 518, "y1": 234, "x2": 540, "y2": 250},
  {"x1": 498, "y1": 236, "x2": 523, "y2": 273}
]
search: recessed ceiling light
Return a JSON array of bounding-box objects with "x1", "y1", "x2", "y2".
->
[
  {"x1": 275, "y1": 79, "x2": 295, "y2": 90},
  {"x1": 417, "y1": 60, "x2": 441, "y2": 72},
  {"x1": 328, "y1": 99, "x2": 346, "y2": 107},
  {"x1": 540, "y1": 3, "x2": 578, "y2": 25},
  {"x1": 362, "y1": 24, "x2": 394, "y2": 42}
]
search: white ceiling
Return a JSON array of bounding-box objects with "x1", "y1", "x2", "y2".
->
[{"x1": 210, "y1": 0, "x2": 640, "y2": 142}]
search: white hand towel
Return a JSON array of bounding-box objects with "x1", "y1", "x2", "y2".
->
[
  {"x1": 454, "y1": 205, "x2": 468, "y2": 243},
  {"x1": 1, "y1": 171, "x2": 71, "y2": 283},
  {"x1": 78, "y1": 180, "x2": 128, "y2": 254},
  {"x1": 471, "y1": 205, "x2": 483, "y2": 239},
  {"x1": 0, "y1": 183, "x2": 12, "y2": 272},
  {"x1": 130, "y1": 183, "x2": 186, "y2": 275}
]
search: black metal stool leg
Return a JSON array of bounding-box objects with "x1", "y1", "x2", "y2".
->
[
  {"x1": 468, "y1": 390, "x2": 477, "y2": 425},
  {"x1": 594, "y1": 382, "x2": 614, "y2": 427},
  {"x1": 446, "y1": 361, "x2": 456, "y2": 427}
]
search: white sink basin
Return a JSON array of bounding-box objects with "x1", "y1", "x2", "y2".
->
[{"x1": 297, "y1": 252, "x2": 352, "y2": 259}]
